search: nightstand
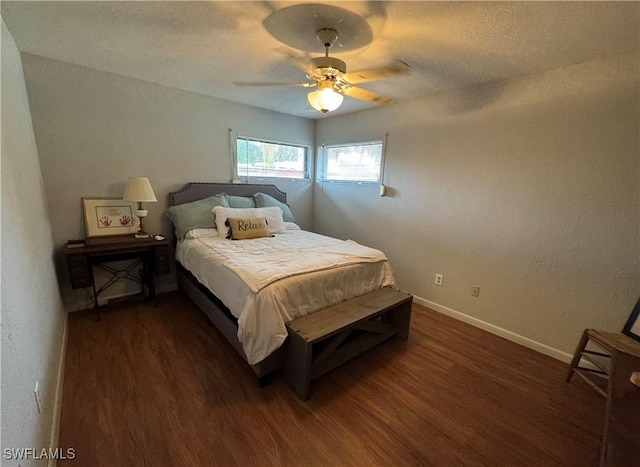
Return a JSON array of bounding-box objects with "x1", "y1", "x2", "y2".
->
[{"x1": 65, "y1": 236, "x2": 170, "y2": 319}]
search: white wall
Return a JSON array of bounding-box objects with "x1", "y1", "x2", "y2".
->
[
  {"x1": 313, "y1": 54, "x2": 640, "y2": 358},
  {"x1": 21, "y1": 54, "x2": 315, "y2": 310},
  {"x1": 15, "y1": 38, "x2": 639, "y2": 362},
  {"x1": 1, "y1": 19, "x2": 67, "y2": 465}
]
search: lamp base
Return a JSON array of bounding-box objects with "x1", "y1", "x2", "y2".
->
[{"x1": 134, "y1": 208, "x2": 151, "y2": 238}]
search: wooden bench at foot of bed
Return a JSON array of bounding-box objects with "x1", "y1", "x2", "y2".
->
[{"x1": 284, "y1": 287, "x2": 413, "y2": 400}]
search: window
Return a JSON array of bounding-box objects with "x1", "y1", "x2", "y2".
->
[
  {"x1": 320, "y1": 140, "x2": 384, "y2": 183},
  {"x1": 236, "y1": 136, "x2": 309, "y2": 180}
]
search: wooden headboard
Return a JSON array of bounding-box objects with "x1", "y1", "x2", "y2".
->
[{"x1": 168, "y1": 182, "x2": 287, "y2": 206}]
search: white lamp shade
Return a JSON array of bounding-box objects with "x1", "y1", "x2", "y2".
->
[
  {"x1": 123, "y1": 177, "x2": 157, "y2": 202},
  {"x1": 307, "y1": 85, "x2": 344, "y2": 113}
]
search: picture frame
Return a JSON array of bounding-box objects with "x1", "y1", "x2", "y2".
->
[
  {"x1": 622, "y1": 298, "x2": 640, "y2": 342},
  {"x1": 82, "y1": 197, "x2": 137, "y2": 238}
]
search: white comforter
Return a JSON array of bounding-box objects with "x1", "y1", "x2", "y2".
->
[{"x1": 176, "y1": 230, "x2": 395, "y2": 364}]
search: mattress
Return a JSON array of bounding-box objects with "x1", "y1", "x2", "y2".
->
[{"x1": 176, "y1": 229, "x2": 396, "y2": 364}]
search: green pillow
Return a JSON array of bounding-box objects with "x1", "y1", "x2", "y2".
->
[
  {"x1": 254, "y1": 192, "x2": 295, "y2": 222},
  {"x1": 164, "y1": 194, "x2": 228, "y2": 239},
  {"x1": 226, "y1": 194, "x2": 256, "y2": 209}
]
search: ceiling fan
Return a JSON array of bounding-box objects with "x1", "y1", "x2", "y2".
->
[{"x1": 234, "y1": 28, "x2": 410, "y2": 116}]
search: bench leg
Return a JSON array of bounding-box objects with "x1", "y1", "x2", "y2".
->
[
  {"x1": 384, "y1": 299, "x2": 413, "y2": 340},
  {"x1": 285, "y1": 332, "x2": 312, "y2": 400}
]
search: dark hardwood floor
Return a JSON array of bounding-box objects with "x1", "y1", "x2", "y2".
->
[{"x1": 58, "y1": 291, "x2": 603, "y2": 466}]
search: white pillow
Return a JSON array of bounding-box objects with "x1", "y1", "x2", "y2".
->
[
  {"x1": 283, "y1": 222, "x2": 301, "y2": 231},
  {"x1": 184, "y1": 228, "x2": 219, "y2": 239},
  {"x1": 212, "y1": 206, "x2": 285, "y2": 238}
]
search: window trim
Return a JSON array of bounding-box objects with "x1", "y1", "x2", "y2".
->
[
  {"x1": 318, "y1": 139, "x2": 385, "y2": 184},
  {"x1": 235, "y1": 135, "x2": 311, "y2": 181}
]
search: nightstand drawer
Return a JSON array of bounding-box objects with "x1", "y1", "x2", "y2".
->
[{"x1": 154, "y1": 245, "x2": 170, "y2": 274}]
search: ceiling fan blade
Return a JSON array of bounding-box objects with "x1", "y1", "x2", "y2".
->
[
  {"x1": 233, "y1": 81, "x2": 317, "y2": 88},
  {"x1": 342, "y1": 60, "x2": 410, "y2": 85},
  {"x1": 342, "y1": 85, "x2": 393, "y2": 105}
]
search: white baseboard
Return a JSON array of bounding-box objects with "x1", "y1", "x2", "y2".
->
[
  {"x1": 48, "y1": 311, "x2": 68, "y2": 467},
  {"x1": 412, "y1": 295, "x2": 573, "y2": 364}
]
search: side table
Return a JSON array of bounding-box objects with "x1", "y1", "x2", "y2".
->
[{"x1": 65, "y1": 236, "x2": 170, "y2": 319}]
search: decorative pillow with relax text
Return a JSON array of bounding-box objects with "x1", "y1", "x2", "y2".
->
[
  {"x1": 226, "y1": 217, "x2": 271, "y2": 240},
  {"x1": 212, "y1": 206, "x2": 285, "y2": 239}
]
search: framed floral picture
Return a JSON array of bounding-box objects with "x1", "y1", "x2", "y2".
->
[{"x1": 82, "y1": 197, "x2": 137, "y2": 238}]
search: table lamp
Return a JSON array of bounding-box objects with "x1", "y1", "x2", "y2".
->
[{"x1": 123, "y1": 177, "x2": 157, "y2": 238}]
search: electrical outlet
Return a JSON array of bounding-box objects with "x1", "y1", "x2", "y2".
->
[
  {"x1": 471, "y1": 285, "x2": 480, "y2": 297},
  {"x1": 34, "y1": 382, "x2": 42, "y2": 414},
  {"x1": 435, "y1": 274, "x2": 443, "y2": 286}
]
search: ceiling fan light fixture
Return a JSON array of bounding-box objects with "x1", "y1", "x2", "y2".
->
[{"x1": 307, "y1": 82, "x2": 343, "y2": 115}]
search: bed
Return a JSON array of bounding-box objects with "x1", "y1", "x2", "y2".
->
[{"x1": 167, "y1": 182, "x2": 396, "y2": 383}]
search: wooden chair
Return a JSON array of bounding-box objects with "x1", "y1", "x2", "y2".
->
[
  {"x1": 566, "y1": 299, "x2": 640, "y2": 466},
  {"x1": 566, "y1": 329, "x2": 640, "y2": 396}
]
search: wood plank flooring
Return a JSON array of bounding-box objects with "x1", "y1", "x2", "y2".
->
[{"x1": 58, "y1": 291, "x2": 604, "y2": 466}]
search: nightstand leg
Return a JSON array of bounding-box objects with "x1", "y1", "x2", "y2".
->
[
  {"x1": 142, "y1": 255, "x2": 158, "y2": 307},
  {"x1": 150, "y1": 273, "x2": 157, "y2": 308},
  {"x1": 91, "y1": 271, "x2": 101, "y2": 321}
]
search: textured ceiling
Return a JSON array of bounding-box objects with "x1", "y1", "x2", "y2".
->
[{"x1": 2, "y1": 1, "x2": 638, "y2": 119}]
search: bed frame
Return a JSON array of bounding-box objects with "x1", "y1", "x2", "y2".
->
[{"x1": 168, "y1": 182, "x2": 289, "y2": 384}]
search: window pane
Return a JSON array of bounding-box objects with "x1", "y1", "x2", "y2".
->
[
  {"x1": 324, "y1": 141, "x2": 383, "y2": 182},
  {"x1": 236, "y1": 138, "x2": 307, "y2": 179}
]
